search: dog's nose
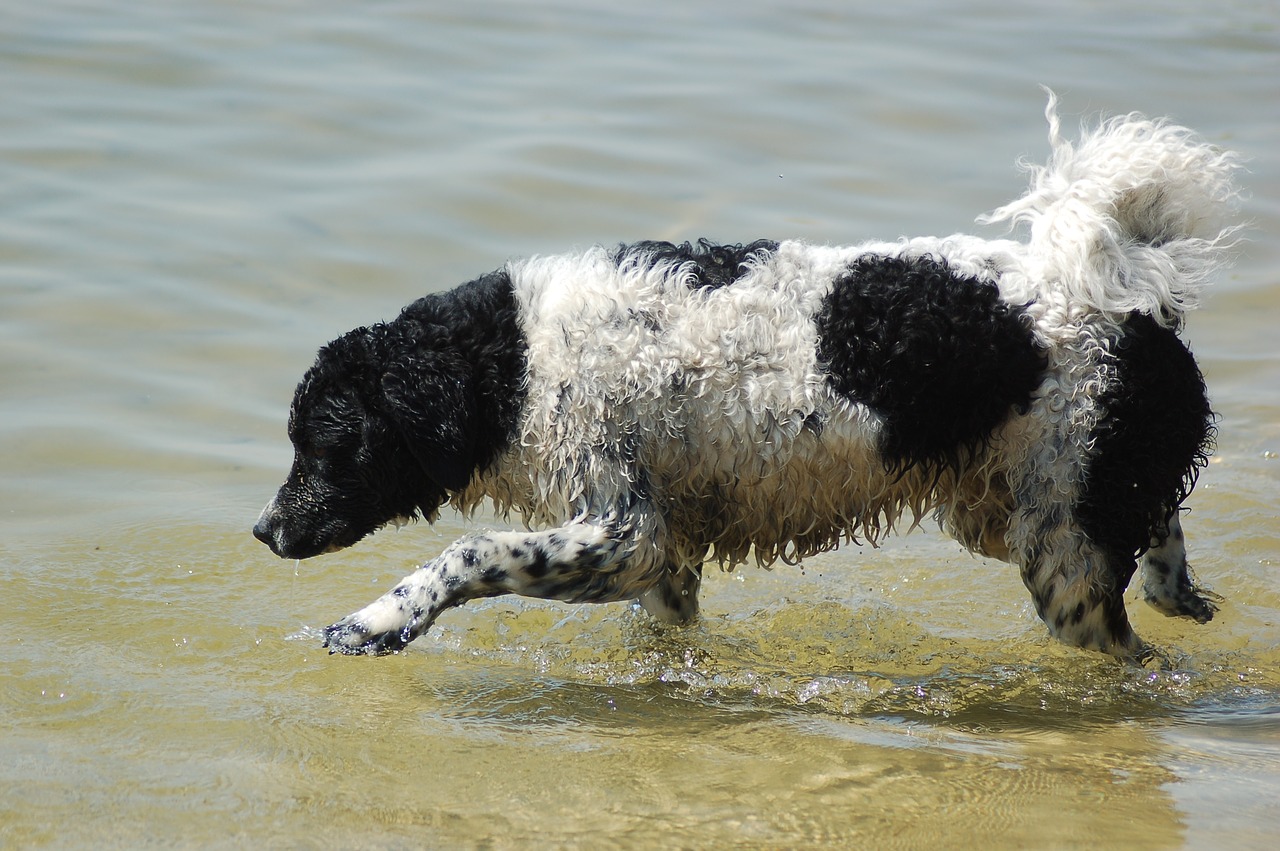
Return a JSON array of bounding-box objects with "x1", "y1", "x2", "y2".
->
[
  {"x1": 252, "y1": 517, "x2": 274, "y2": 548},
  {"x1": 253, "y1": 504, "x2": 282, "y2": 555}
]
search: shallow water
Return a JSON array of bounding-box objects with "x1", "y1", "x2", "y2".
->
[{"x1": 3, "y1": 1, "x2": 1279, "y2": 847}]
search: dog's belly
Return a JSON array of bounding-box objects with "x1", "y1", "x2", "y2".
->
[{"x1": 650, "y1": 399, "x2": 923, "y2": 566}]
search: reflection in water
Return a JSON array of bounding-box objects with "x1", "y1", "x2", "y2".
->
[{"x1": 280, "y1": 602, "x2": 1201, "y2": 848}]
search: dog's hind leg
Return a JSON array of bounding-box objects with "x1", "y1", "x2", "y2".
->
[
  {"x1": 1015, "y1": 512, "x2": 1150, "y2": 662},
  {"x1": 1005, "y1": 383, "x2": 1151, "y2": 662},
  {"x1": 321, "y1": 519, "x2": 667, "y2": 655},
  {"x1": 637, "y1": 563, "x2": 703, "y2": 624},
  {"x1": 1141, "y1": 512, "x2": 1218, "y2": 623}
]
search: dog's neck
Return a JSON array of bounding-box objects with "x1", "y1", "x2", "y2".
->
[{"x1": 388, "y1": 269, "x2": 529, "y2": 476}]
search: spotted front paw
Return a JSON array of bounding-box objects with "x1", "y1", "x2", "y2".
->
[
  {"x1": 319, "y1": 590, "x2": 431, "y2": 656},
  {"x1": 321, "y1": 617, "x2": 413, "y2": 655}
]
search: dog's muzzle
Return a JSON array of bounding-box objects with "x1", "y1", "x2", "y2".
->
[
  {"x1": 253, "y1": 499, "x2": 287, "y2": 557},
  {"x1": 253, "y1": 497, "x2": 356, "y2": 559}
]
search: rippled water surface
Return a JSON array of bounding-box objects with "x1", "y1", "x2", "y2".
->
[{"x1": 3, "y1": 1, "x2": 1278, "y2": 847}]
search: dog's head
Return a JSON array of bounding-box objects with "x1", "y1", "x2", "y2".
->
[{"x1": 253, "y1": 323, "x2": 478, "y2": 560}]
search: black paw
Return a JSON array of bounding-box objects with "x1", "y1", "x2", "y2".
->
[
  {"x1": 1144, "y1": 589, "x2": 1220, "y2": 624},
  {"x1": 1134, "y1": 643, "x2": 1173, "y2": 670},
  {"x1": 1183, "y1": 591, "x2": 1219, "y2": 624}
]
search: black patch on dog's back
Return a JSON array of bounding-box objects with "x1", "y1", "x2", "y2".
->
[
  {"x1": 615, "y1": 238, "x2": 778, "y2": 290},
  {"x1": 816, "y1": 254, "x2": 1044, "y2": 473},
  {"x1": 1077, "y1": 313, "x2": 1214, "y2": 558}
]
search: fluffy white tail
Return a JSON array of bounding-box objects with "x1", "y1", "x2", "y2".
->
[{"x1": 982, "y1": 91, "x2": 1242, "y2": 325}]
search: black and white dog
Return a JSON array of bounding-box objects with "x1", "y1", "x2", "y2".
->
[{"x1": 255, "y1": 97, "x2": 1239, "y2": 663}]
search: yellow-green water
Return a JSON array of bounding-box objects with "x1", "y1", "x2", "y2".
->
[{"x1": 3, "y1": 1, "x2": 1278, "y2": 847}]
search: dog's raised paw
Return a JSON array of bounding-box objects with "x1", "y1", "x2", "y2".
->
[
  {"x1": 321, "y1": 619, "x2": 409, "y2": 656},
  {"x1": 1143, "y1": 586, "x2": 1221, "y2": 624}
]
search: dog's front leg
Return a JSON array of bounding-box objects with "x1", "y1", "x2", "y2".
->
[{"x1": 321, "y1": 521, "x2": 656, "y2": 655}]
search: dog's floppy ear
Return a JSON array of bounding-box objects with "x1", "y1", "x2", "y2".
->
[{"x1": 380, "y1": 351, "x2": 476, "y2": 492}]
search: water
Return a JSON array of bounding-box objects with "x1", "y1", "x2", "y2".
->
[{"x1": 3, "y1": 0, "x2": 1278, "y2": 846}]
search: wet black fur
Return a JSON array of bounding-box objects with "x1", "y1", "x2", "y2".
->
[
  {"x1": 616, "y1": 238, "x2": 779, "y2": 290},
  {"x1": 255, "y1": 270, "x2": 525, "y2": 559},
  {"x1": 382, "y1": 270, "x2": 527, "y2": 488},
  {"x1": 815, "y1": 254, "x2": 1046, "y2": 474},
  {"x1": 1077, "y1": 313, "x2": 1215, "y2": 558}
]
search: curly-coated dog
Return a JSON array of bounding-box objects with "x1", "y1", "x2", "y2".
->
[{"x1": 254, "y1": 96, "x2": 1239, "y2": 663}]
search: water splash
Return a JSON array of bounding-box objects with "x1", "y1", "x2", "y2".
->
[{"x1": 404, "y1": 597, "x2": 1280, "y2": 729}]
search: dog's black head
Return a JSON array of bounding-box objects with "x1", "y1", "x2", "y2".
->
[{"x1": 253, "y1": 323, "x2": 479, "y2": 560}]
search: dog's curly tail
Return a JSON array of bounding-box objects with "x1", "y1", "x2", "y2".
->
[{"x1": 981, "y1": 89, "x2": 1243, "y2": 326}]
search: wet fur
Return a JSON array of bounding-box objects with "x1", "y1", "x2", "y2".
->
[{"x1": 255, "y1": 96, "x2": 1238, "y2": 663}]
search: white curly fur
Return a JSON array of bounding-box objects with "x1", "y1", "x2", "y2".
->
[{"x1": 982, "y1": 90, "x2": 1241, "y2": 324}]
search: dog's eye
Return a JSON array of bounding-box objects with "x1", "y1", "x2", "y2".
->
[{"x1": 306, "y1": 446, "x2": 327, "y2": 460}]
